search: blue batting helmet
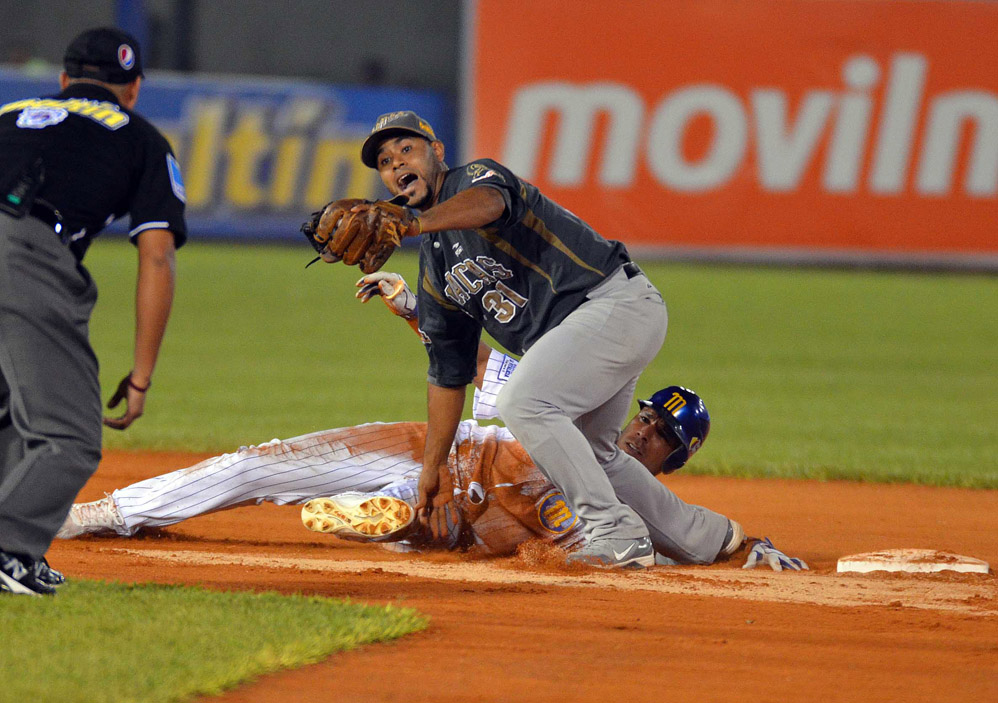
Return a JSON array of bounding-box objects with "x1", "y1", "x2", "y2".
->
[{"x1": 637, "y1": 386, "x2": 710, "y2": 473}]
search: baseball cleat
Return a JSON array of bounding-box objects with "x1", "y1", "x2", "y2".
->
[
  {"x1": 1, "y1": 551, "x2": 57, "y2": 596},
  {"x1": 566, "y1": 536, "x2": 655, "y2": 569},
  {"x1": 301, "y1": 493, "x2": 415, "y2": 540},
  {"x1": 35, "y1": 558, "x2": 66, "y2": 586},
  {"x1": 56, "y1": 494, "x2": 128, "y2": 539}
]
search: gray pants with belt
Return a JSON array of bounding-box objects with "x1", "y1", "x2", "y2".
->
[
  {"x1": 0, "y1": 215, "x2": 102, "y2": 560},
  {"x1": 496, "y1": 265, "x2": 730, "y2": 563}
]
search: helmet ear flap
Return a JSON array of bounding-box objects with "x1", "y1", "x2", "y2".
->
[
  {"x1": 659, "y1": 412, "x2": 690, "y2": 473},
  {"x1": 661, "y1": 447, "x2": 689, "y2": 473}
]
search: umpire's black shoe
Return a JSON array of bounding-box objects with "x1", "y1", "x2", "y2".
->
[
  {"x1": 36, "y1": 557, "x2": 67, "y2": 587},
  {"x1": 0, "y1": 551, "x2": 58, "y2": 596}
]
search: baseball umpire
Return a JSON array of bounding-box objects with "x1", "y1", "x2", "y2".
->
[
  {"x1": 0, "y1": 27, "x2": 186, "y2": 595},
  {"x1": 353, "y1": 111, "x2": 677, "y2": 568}
]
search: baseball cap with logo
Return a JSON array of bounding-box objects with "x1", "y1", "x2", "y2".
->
[
  {"x1": 64, "y1": 27, "x2": 144, "y2": 85},
  {"x1": 361, "y1": 111, "x2": 438, "y2": 168}
]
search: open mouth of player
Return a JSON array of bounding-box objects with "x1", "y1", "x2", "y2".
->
[
  {"x1": 624, "y1": 441, "x2": 642, "y2": 458},
  {"x1": 397, "y1": 172, "x2": 419, "y2": 196}
]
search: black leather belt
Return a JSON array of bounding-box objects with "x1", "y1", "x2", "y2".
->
[
  {"x1": 1, "y1": 203, "x2": 62, "y2": 236},
  {"x1": 30, "y1": 201, "x2": 61, "y2": 229},
  {"x1": 29, "y1": 201, "x2": 69, "y2": 243},
  {"x1": 622, "y1": 261, "x2": 643, "y2": 279}
]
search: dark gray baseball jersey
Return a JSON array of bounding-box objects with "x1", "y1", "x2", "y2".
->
[{"x1": 416, "y1": 158, "x2": 631, "y2": 387}]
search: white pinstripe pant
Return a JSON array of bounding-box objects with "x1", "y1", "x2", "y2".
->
[{"x1": 112, "y1": 423, "x2": 424, "y2": 534}]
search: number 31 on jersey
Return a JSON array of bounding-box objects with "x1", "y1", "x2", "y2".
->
[{"x1": 444, "y1": 256, "x2": 530, "y2": 324}]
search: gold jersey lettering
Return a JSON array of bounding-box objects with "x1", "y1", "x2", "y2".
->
[
  {"x1": 443, "y1": 271, "x2": 472, "y2": 305},
  {"x1": 464, "y1": 259, "x2": 496, "y2": 285},
  {"x1": 0, "y1": 97, "x2": 130, "y2": 130},
  {"x1": 452, "y1": 262, "x2": 484, "y2": 295},
  {"x1": 476, "y1": 256, "x2": 513, "y2": 280}
]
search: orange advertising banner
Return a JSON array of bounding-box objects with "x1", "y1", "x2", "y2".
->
[{"x1": 468, "y1": 0, "x2": 998, "y2": 256}]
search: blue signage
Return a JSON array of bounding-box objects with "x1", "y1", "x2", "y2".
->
[{"x1": 0, "y1": 68, "x2": 453, "y2": 241}]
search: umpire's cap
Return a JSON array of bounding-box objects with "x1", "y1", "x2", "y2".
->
[
  {"x1": 64, "y1": 27, "x2": 144, "y2": 85},
  {"x1": 361, "y1": 111, "x2": 438, "y2": 168},
  {"x1": 638, "y1": 386, "x2": 710, "y2": 474}
]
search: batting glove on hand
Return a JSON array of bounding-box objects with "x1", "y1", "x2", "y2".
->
[
  {"x1": 742, "y1": 537, "x2": 808, "y2": 571},
  {"x1": 356, "y1": 272, "x2": 417, "y2": 319}
]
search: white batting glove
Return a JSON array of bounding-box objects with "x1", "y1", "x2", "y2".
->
[
  {"x1": 355, "y1": 272, "x2": 417, "y2": 320},
  {"x1": 742, "y1": 537, "x2": 809, "y2": 571}
]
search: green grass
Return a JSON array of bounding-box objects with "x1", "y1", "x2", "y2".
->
[
  {"x1": 86, "y1": 241, "x2": 997, "y2": 487},
  {"x1": 653, "y1": 265, "x2": 997, "y2": 487},
  {"x1": 0, "y1": 580, "x2": 427, "y2": 703}
]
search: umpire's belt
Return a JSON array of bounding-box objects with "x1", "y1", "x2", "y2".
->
[{"x1": 30, "y1": 201, "x2": 69, "y2": 244}]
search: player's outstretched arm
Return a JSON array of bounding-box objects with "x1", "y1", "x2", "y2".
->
[
  {"x1": 416, "y1": 186, "x2": 505, "y2": 233},
  {"x1": 355, "y1": 271, "x2": 497, "y2": 389},
  {"x1": 418, "y1": 383, "x2": 464, "y2": 539},
  {"x1": 740, "y1": 537, "x2": 808, "y2": 571}
]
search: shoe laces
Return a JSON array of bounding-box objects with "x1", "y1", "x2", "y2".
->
[{"x1": 75, "y1": 493, "x2": 125, "y2": 528}]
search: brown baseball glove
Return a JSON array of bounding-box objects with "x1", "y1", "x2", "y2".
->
[{"x1": 301, "y1": 196, "x2": 421, "y2": 274}]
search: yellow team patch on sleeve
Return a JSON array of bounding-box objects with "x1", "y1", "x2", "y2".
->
[{"x1": 1, "y1": 98, "x2": 130, "y2": 131}]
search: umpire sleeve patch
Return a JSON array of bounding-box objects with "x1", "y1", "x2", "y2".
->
[{"x1": 166, "y1": 153, "x2": 186, "y2": 203}]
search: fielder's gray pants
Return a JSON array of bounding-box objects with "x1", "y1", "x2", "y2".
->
[
  {"x1": 0, "y1": 216, "x2": 102, "y2": 560},
  {"x1": 497, "y1": 265, "x2": 730, "y2": 563}
]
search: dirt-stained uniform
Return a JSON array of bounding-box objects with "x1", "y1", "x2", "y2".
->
[
  {"x1": 416, "y1": 158, "x2": 668, "y2": 548},
  {"x1": 59, "y1": 347, "x2": 731, "y2": 564},
  {"x1": 62, "y1": 419, "x2": 585, "y2": 557}
]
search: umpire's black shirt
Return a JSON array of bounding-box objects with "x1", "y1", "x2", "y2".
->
[{"x1": 0, "y1": 82, "x2": 187, "y2": 260}]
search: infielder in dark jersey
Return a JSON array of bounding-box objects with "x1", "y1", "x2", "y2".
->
[
  {"x1": 56, "y1": 273, "x2": 807, "y2": 572},
  {"x1": 359, "y1": 111, "x2": 671, "y2": 567}
]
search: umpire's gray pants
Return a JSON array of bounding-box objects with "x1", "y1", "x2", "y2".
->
[
  {"x1": 0, "y1": 216, "x2": 102, "y2": 560},
  {"x1": 497, "y1": 265, "x2": 666, "y2": 544}
]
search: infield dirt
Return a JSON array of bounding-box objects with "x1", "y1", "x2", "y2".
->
[{"x1": 50, "y1": 452, "x2": 998, "y2": 703}]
